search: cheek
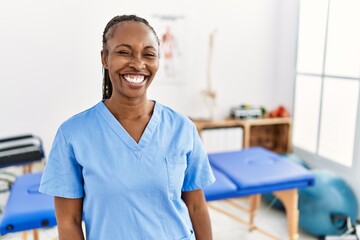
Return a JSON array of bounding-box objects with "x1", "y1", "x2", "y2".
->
[
  {"x1": 108, "y1": 56, "x2": 128, "y2": 69},
  {"x1": 151, "y1": 60, "x2": 160, "y2": 73}
]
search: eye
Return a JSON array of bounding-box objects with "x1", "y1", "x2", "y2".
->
[
  {"x1": 144, "y1": 52, "x2": 157, "y2": 58},
  {"x1": 117, "y1": 50, "x2": 131, "y2": 56}
]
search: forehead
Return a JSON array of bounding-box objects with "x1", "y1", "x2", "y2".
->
[{"x1": 107, "y1": 21, "x2": 158, "y2": 49}]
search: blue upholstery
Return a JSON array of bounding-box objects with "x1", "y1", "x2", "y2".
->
[
  {"x1": 204, "y1": 147, "x2": 315, "y2": 200},
  {"x1": 0, "y1": 173, "x2": 56, "y2": 235},
  {"x1": 205, "y1": 167, "x2": 238, "y2": 201}
]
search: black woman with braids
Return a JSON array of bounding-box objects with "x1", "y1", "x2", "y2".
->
[{"x1": 40, "y1": 15, "x2": 215, "y2": 240}]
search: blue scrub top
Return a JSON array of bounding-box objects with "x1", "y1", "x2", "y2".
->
[{"x1": 40, "y1": 101, "x2": 215, "y2": 240}]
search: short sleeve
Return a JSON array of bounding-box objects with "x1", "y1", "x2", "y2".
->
[
  {"x1": 39, "y1": 126, "x2": 84, "y2": 198},
  {"x1": 182, "y1": 123, "x2": 215, "y2": 191}
]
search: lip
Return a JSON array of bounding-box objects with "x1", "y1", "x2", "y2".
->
[
  {"x1": 122, "y1": 72, "x2": 150, "y2": 76},
  {"x1": 121, "y1": 73, "x2": 149, "y2": 87}
]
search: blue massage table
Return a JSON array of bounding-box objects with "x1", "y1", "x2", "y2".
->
[
  {"x1": 0, "y1": 173, "x2": 56, "y2": 240},
  {"x1": 204, "y1": 147, "x2": 315, "y2": 240},
  {"x1": 0, "y1": 135, "x2": 56, "y2": 240}
]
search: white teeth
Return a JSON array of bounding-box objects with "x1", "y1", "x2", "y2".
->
[{"x1": 124, "y1": 74, "x2": 145, "y2": 83}]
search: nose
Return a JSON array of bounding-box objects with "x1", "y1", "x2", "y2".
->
[{"x1": 129, "y1": 54, "x2": 145, "y2": 70}]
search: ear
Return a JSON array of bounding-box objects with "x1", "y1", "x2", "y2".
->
[{"x1": 101, "y1": 50, "x2": 108, "y2": 69}]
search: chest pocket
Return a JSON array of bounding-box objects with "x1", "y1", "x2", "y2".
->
[{"x1": 165, "y1": 155, "x2": 187, "y2": 200}]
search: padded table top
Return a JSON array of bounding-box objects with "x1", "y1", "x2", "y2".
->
[
  {"x1": 205, "y1": 147, "x2": 315, "y2": 200},
  {"x1": 205, "y1": 167, "x2": 238, "y2": 201},
  {"x1": 0, "y1": 173, "x2": 56, "y2": 235}
]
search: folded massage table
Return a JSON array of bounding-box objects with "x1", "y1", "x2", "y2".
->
[
  {"x1": 0, "y1": 135, "x2": 56, "y2": 240},
  {"x1": 0, "y1": 173, "x2": 56, "y2": 240},
  {"x1": 204, "y1": 147, "x2": 315, "y2": 240}
]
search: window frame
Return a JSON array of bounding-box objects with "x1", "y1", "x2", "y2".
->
[{"x1": 293, "y1": 0, "x2": 360, "y2": 173}]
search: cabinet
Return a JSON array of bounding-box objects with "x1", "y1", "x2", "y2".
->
[{"x1": 192, "y1": 117, "x2": 292, "y2": 153}]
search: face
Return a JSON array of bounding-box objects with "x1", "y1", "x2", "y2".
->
[{"x1": 101, "y1": 21, "x2": 159, "y2": 101}]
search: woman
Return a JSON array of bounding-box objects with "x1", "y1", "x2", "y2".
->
[{"x1": 40, "y1": 15, "x2": 215, "y2": 240}]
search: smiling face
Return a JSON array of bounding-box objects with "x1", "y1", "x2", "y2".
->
[{"x1": 101, "y1": 21, "x2": 159, "y2": 102}]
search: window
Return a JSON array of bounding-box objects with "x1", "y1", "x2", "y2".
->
[{"x1": 293, "y1": 0, "x2": 360, "y2": 167}]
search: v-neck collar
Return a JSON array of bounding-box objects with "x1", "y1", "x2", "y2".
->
[{"x1": 96, "y1": 100, "x2": 161, "y2": 152}]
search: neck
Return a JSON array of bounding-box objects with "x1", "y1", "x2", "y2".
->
[{"x1": 104, "y1": 97, "x2": 154, "y2": 121}]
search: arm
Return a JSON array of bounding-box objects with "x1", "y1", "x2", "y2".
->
[
  {"x1": 182, "y1": 189, "x2": 213, "y2": 240},
  {"x1": 54, "y1": 197, "x2": 85, "y2": 240}
]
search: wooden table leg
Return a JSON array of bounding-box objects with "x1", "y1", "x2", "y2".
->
[
  {"x1": 209, "y1": 199, "x2": 281, "y2": 240},
  {"x1": 242, "y1": 124, "x2": 251, "y2": 148},
  {"x1": 273, "y1": 189, "x2": 299, "y2": 240},
  {"x1": 21, "y1": 231, "x2": 27, "y2": 240},
  {"x1": 248, "y1": 194, "x2": 261, "y2": 231},
  {"x1": 23, "y1": 163, "x2": 32, "y2": 174},
  {"x1": 33, "y1": 229, "x2": 39, "y2": 240}
]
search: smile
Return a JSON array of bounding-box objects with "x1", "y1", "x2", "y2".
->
[{"x1": 123, "y1": 74, "x2": 146, "y2": 84}]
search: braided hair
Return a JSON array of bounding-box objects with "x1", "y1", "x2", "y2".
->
[{"x1": 102, "y1": 15, "x2": 160, "y2": 100}]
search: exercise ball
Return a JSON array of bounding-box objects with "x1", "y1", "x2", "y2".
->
[
  {"x1": 262, "y1": 193, "x2": 284, "y2": 210},
  {"x1": 281, "y1": 153, "x2": 311, "y2": 169},
  {"x1": 299, "y1": 169, "x2": 358, "y2": 237}
]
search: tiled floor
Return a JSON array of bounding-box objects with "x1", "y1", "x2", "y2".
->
[
  {"x1": 0, "y1": 165, "x2": 317, "y2": 240},
  {"x1": 209, "y1": 198, "x2": 317, "y2": 240}
]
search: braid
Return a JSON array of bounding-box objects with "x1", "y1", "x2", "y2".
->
[
  {"x1": 101, "y1": 15, "x2": 160, "y2": 100},
  {"x1": 102, "y1": 68, "x2": 112, "y2": 100}
]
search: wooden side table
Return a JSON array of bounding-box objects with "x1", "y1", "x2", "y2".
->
[{"x1": 192, "y1": 117, "x2": 292, "y2": 153}]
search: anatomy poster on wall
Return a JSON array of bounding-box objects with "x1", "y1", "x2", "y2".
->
[{"x1": 149, "y1": 14, "x2": 187, "y2": 84}]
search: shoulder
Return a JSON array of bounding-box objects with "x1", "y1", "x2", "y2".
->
[
  {"x1": 157, "y1": 102, "x2": 195, "y2": 129},
  {"x1": 59, "y1": 101, "x2": 103, "y2": 134}
]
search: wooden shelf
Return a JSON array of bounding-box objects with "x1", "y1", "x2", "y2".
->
[{"x1": 192, "y1": 117, "x2": 292, "y2": 153}]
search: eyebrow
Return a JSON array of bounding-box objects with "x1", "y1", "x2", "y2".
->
[{"x1": 114, "y1": 44, "x2": 157, "y2": 50}]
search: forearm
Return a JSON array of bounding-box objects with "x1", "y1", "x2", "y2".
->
[
  {"x1": 188, "y1": 204, "x2": 213, "y2": 240},
  {"x1": 54, "y1": 197, "x2": 84, "y2": 240},
  {"x1": 58, "y1": 222, "x2": 85, "y2": 240}
]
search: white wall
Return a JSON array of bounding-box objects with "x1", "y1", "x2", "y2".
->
[
  {"x1": 0, "y1": 0, "x2": 296, "y2": 153},
  {"x1": 273, "y1": 1, "x2": 300, "y2": 113}
]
